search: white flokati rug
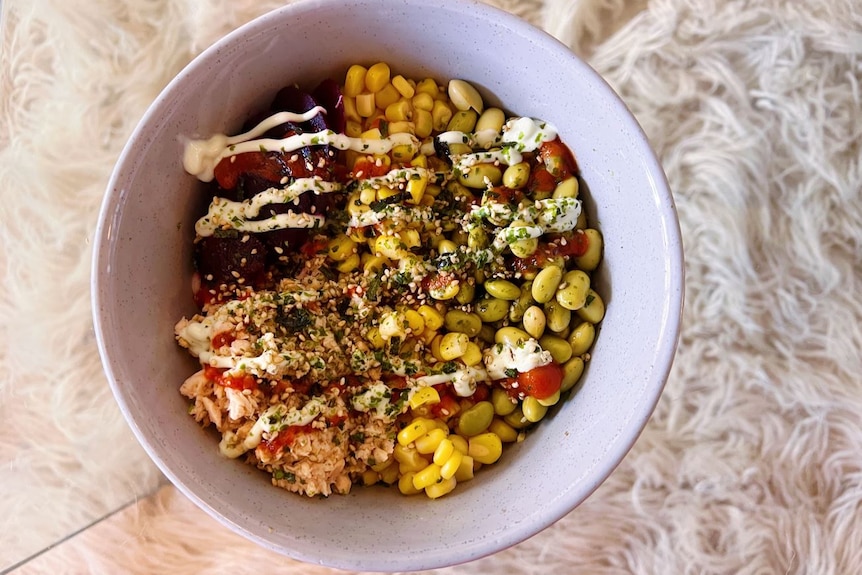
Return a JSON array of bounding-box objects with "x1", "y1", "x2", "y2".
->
[{"x1": 2, "y1": 0, "x2": 862, "y2": 573}]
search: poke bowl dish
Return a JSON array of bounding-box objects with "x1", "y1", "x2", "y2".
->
[{"x1": 92, "y1": 0, "x2": 683, "y2": 571}]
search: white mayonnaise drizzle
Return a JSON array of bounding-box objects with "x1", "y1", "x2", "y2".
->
[
  {"x1": 183, "y1": 106, "x2": 420, "y2": 182},
  {"x1": 195, "y1": 177, "x2": 341, "y2": 236},
  {"x1": 483, "y1": 338, "x2": 553, "y2": 380}
]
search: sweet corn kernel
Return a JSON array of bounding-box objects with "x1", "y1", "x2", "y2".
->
[
  {"x1": 356, "y1": 93, "x2": 376, "y2": 117},
  {"x1": 379, "y1": 462, "x2": 400, "y2": 485},
  {"x1": 365, "y1": 326, "x2": 385, "y2": 349},
  {"x1": 453, "y1": 454, "x2": 475, "y2": 481},
  {"x1": 409, "y1": 386, "x2": 440, "y2": 409},
  {"x1": 410, "y1": 154, "x2": 428, "y2": 168},
  {"x1": 344, "y1": 64, "x2": 367, "y2": 97},
  {"x1": 343, "y1": 97, "x2": 361, "y2": 122},
  {"x1": 374, "y1": 235, "x2": 409, "y2": 260},
  {"x1": 360, "y1": 127, "x2": 382, "y2": 140},
  {"x1": 403, "y1": 309, "x2": 425, "y2": 332},
  {"x1": 415, "y1": 78, "x2": 438, "y2": 95},
  {"x1": 361, "y1": 469, "x2": 379, "y2": 486},
  {"x1": 405, "y1": 171, "x2": 428, "y2": 204},
  {"x1": 398, "y1": 472, "x2": 423, "y2": 495},
  {"x1": 385, "y1": 100, "x2": 413, "y2": 122},
  {"x1": 432, "y1": 438, "x2": 456, "y2": 466},
  {"x1": 336, "y1": 252, "x2": 360, "y2": 273},
  {"x1": 375, "y1": 83, "x2": 401, "y2": 110},
  {"x1": 371, "y1": 457, "x2": 393, "y2": 473},
  {"x1": 397, "y1": 419, "x2": 433, "y2": 447},
  {"x1": 365, "y1": 62, "x2": 391, "y2": 93},
  {"x1": 388, "y1": 121, "x2": 415, "y2": 134},
  {"x1": 394, "y1": 443, "x2": 428, "y2": 471},
  {"x1": 430, "y1": 334, "x2": 445, "y2": 361},
  {"x1": 327, "y1": 234, "x2": 357, "y2": 262},
  {"x1": 391, "y1": 144, "x2": 416, "y2": 163},
  {"x1": 412, "y1": 108, "x2": 433, "y2": 139},
  {"x1": 415, "y1": 428, "x2": 448, "y2": 454},
  {"x1": 345, "y1": 120, "x2": 363, "y2": 138},
  {"x1": 425, "y1": 476, "x2": 457, "y2": 499},
  {"x1": 449, "y1": 434, "x2": 469, "y2": 455},
  {"x1": 439, "y1": 449, "x2": 463, "y2": 480},
  {"x1": 359, "y1": 187, "x2": 377, "y2": 205},
  {"x1": 468, "y1": 432, "x2": 503, "y2": 465},
  {"x1": 377, "y1": 185, "x2": 400, "y2": 200},
  {"x1": 431, "y1": 100, "x2": 453, "y2": 132},
  {"x1": 412, "y1": 463, "x2": 442, "y2": 489},
  {"x1": 417, "y1": 305, "x2": 444, "y2": 331},
  {"x1": 363, "y1": 255, "x2": 388, "y2": 274},
  {"x1": 460, "y1": 341, "x2": 483, "y2": 367},
  {"x1": 392, "y1": 74, "x2": 415, "y2": 98},
  {"x1": 412, "y1": 91, "x2": 435, "y2": 111}
]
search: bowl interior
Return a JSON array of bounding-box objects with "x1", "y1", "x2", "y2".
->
[{"x1": 93, "y1": 0, "x2": 683, "y2": 570}]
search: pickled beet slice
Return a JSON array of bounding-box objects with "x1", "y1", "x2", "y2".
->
[
  {"x1": 312, "y1": 79, "x2": 345, "y2": 134},
  {"x1": 196, "y1": 235, "x2": 266, "y2": 285},
  {"x1": 214, "y1": 152, "x2": 287, "y2": 191},
  {"x1": 272, "y1": 86, "x2": 324, "y2": 132}
]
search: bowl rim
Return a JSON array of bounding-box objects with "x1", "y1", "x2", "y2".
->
[{"x1": 92, "y1": 0, "x2": 685, "y2": 570}]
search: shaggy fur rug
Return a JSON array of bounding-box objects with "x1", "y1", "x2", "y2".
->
[{"x1": 2, "y1": 0, "x2": 861, "y2": 573}]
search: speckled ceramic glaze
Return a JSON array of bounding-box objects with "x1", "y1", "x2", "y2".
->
[{"x1": 92, "y1": 0, "x2": 683, "y2": 570}]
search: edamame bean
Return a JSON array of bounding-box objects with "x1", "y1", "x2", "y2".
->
[
  {"x1": 510, "y1": 239, "x2": 538, "y2": 259},
  {"x1": 491, "y1": 387, "x2": 517, "y2": 416},
  {"x1": 494, "y1": 326, "x2": 531, "y2": 347},
  {"x1": 447, "y1": 142, "x2": 472, "y2": 156},
  {"x1": 568, "y1": 321, "x2": 596, "y2": 356},
  {"x1": 503, "y1": 406, "x2": 530, "y2": 429},
  {"x1": 475, "y1": 107, "x2": 505, "y2": 133},
  {"x1": 576, "y1": 289, "x2": 606, "y2": 324},
  {"x1": 461, "y1": 341, "x2": 483, "y2": 367},
  {"x1": 522, "y1": 397, "x2": 548, "y2": 423},
  {"x1": 560, "y1": 357, "x2": 585, "y2": 392},
  {"x1": 467, "y1": 226, "x2": 489, "y2": 250},
  {"x1": 447, "y1": 109, "x2": 478, "y2": 133},
  {"x1": 456, "y1": 281, "x2": 475, "y2": 305},
  {"x1": 502, "y1": 162, "x2": 531, "y2": 189},
  {"x1": 556, "y1": 270, "x2": 590, "y2": 310},
  {"x1": 509, "y1": 281, "x2": 535, "y2": 323},
  {"x1": 488, "y1": 418, "x2": 519, "y2": 442},
  {"x1": 532, "y1": 266, "x2": 563, "y2": 303},
  {"x1": 444, "y1": 310, "x2": 482, "y2": 337},
  {"x1": 439, "y1": 332, "x2": 469, "y2": 360},
  {"x1": 522, "y1": 306, "x2": 546, "y2": 339},
  {"x1": 539, "y1": 334, "x2": 572, "y2": 364},
  {"x1": 575, "y1": 210, "x2": 587, "y2": 230},
  {"x1": 448, "y1": 79, "x2": 484, "y2": 113},
  {"x1": 484, "y1": 279, "x2": 520, "y2": 300},
  {"x1": 459, "y1": 164, "x2": 502, "y2": 189},
  {"x1": 456, "y1": 401, "x2": 494, "y2": 436},
  {"x1": 551, "y1": 177, "x2": 579, "y2": 199},
  {"x1": 537, "y1": 390, "x2": 561, "y2": 407},
  {"x1": 478, "y1": 324, "x2": 497, "y2": 344},
  {"x1": 429, "y1": 279, "x2": 460, "y2": 301},
  {"x1": 544, "y1": 300, "x2": 572, "y2": 333},
  {"x1": 574, "y1": 229, "x2": 603, "y2": 271},
  {"x1": 475, "y1": 297, "x2": 510, "y2": 323}
]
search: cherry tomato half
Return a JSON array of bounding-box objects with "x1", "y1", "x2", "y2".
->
[{"x1": 517, "y1": 363, "x2": 563, "y2": 400}]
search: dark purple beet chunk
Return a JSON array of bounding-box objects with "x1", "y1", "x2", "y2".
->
[
  {"x1": 196, "y1": 235, "x2": 267, "y2": 285},
  {"x1": 312, "y1": 79, "x2": 346, "y2": 134}
]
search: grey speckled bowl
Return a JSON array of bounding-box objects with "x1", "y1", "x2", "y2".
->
[{"x1": 92, "y1": 0, "x2": 683, "y2": 570}]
